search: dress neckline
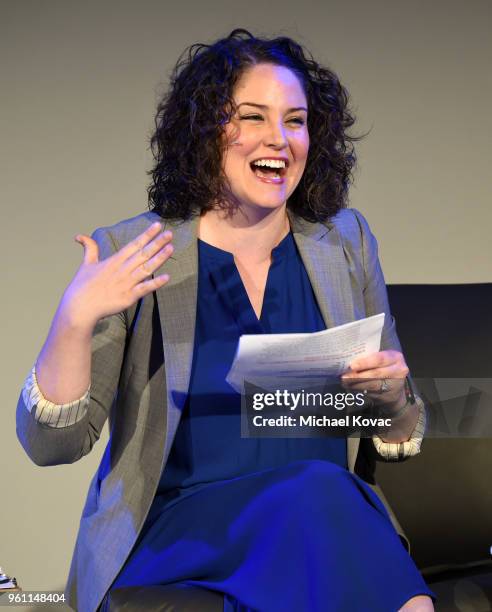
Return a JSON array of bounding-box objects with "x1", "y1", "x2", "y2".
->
[
  {"x1": 197, "y1": 231, "x2": 294, "y2": 263},
  {"x1": 197, "y1": 231, "x2": 296, "y2": 329}
]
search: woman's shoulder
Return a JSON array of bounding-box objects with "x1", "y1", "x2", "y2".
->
[
  {"x1": 93, "y1": 211, "x2": 161, "y2": 245},
  {"x1": 93, "y1": 211, "x2": 193, "y2": 247},
  {"x1": 329, "y1": 207, "x2": 372, "y2": 239},
  {"x1": 328, "y1": 208, "x2": 378, "y2": 264},
  {"x1": 91, "y1": 211, "x2": 196, "y2": 261}
]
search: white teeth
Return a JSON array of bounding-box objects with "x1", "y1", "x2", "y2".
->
[{"x1": 252, "y1": 159, "x2": 286, "y2": 169}]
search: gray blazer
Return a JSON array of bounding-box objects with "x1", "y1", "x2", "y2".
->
[{"x1": 16, "y1": 207, "x2": 415, "y2": 612}]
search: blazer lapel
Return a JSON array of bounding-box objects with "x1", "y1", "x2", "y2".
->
[
  {"x1": 154, "y1": 215, "x2": 200, "y2": 465},
  {"x1": 289, "y1": 211, "x2": 360, "y2": 472},
  {"x1": 288, "y1": 211, "x2": 355, "y2": 329}
]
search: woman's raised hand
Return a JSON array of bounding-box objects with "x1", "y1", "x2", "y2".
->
[{"x1": 60, "y1": 221, "x2": 173, "y2": 330}]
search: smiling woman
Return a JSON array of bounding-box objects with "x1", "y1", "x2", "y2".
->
[
  {"x1": 220, "y1": 63, "x2": 309, "y2": 214},
  {"x1": 16, "y1": 28, "x2": 434, "y2": 612},
  {"x1": 146, "y1": 28, "x2": 358, "y2": 224}
]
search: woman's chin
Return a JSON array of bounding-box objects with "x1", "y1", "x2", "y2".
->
[{"x1": 239, "y1": 196, "x2": 288, "y2": 213}]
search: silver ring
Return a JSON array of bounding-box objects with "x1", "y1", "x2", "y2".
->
[{"x1": 380, "y1": 379, "x2": 391, "y2": 393}]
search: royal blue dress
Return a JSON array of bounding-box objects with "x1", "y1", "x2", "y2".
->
[{"x1": 110, "y1": 233, "x2": 435, "y2": 611}]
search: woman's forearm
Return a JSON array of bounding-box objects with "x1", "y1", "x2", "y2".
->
[{"x1": 35, "y1": 304, "x2": 95, "y2": 405}]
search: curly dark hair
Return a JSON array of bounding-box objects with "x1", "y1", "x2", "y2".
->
[{"x1": 147, "y1": 28, "x2": 362, "y2": 223}]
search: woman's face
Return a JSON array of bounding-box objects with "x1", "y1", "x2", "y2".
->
[{"x1": 222, "y1": 63, "x2": 309, "y2": 215}]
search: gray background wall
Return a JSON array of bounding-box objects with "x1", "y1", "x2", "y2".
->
[{"x1": 2, "y1": 0, "x2": 491, "y2": 607}]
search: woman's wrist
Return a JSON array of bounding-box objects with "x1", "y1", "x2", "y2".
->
[
  {"x1": 379, "y1": 377, "x2": 415, "y2": 419},
  {"x1": 381, "y1": 397, "x2": 412, "y2": 419},
  {"x1": 56, "y1": 297, "x2": 98, "y2": 336}
]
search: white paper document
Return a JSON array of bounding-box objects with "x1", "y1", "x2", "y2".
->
[{"x1": 226, "y1": 313, "x2": 385, "y2": 393}]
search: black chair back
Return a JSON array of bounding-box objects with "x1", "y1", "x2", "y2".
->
[{"x1": 376, "y1": 284, "x2": 492, "y2": 571}]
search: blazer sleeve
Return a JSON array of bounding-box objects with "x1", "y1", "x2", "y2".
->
[
  {"x1": 350, "y1": 209, "x2": 426, "y2": 460},
  {"x1": 16, "y1": 227, "x2": 128, "y2": 466}
]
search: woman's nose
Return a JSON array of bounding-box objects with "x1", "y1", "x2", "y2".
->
[{"x1": 264, "y1": 122, "x2": 288, "y2": 149}]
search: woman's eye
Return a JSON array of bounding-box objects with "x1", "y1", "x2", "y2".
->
[{"x1": 239, "y1": 115, "x2": 305, "y2": 126}]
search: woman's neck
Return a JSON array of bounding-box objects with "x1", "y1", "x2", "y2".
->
[{"x1": 198, "y1": 204, "x2": 290, "y2": 265}]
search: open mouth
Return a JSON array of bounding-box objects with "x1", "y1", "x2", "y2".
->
[{"x1": 249, "y1": 159, "x2": 288, "y2": 182}]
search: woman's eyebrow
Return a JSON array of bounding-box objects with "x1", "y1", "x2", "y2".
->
[{"x1": 237, "y1": 102, "x2": 308, "y2": 113}]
